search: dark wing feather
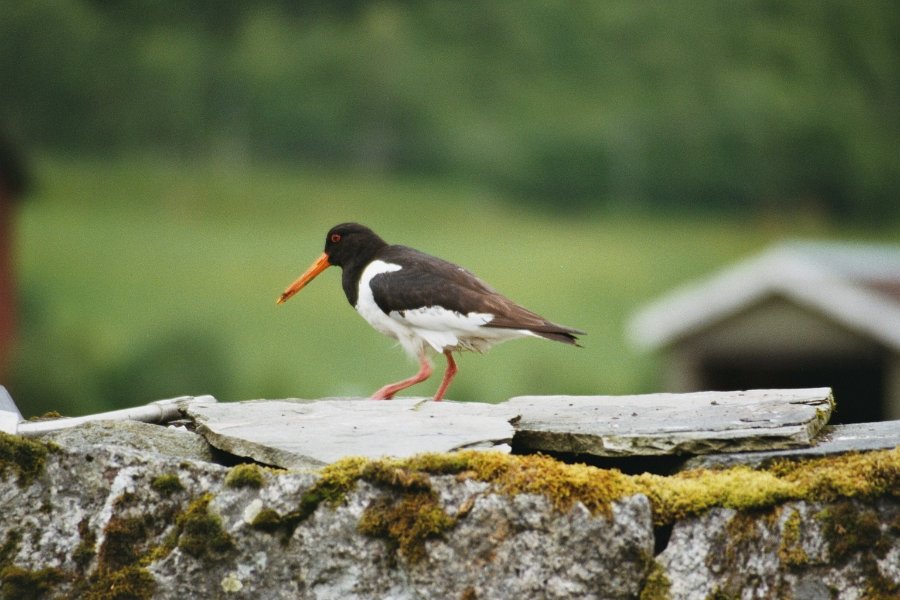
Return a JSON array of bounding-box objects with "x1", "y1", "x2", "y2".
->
[{"x1": 370, "y1": 245, "x2": 584, "y2": 345}]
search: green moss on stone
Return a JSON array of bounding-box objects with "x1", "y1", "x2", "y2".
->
[
  {"x1": 73, "y1": 518, "x2": 97, "y2": 572},
  {"x1": 224, "y1": 463, "x2": 265, "y2": 489},
  {"x1": 639, "y1": 560, "x2": 671, "y2": 600},
  {"x1": 634, "y1": 448, "x2": 899, "y2": 525},
  {"x1": 365, "y1": 448, "x2": 898, "y2": 525},
  {"x1": 83, "y1": 565, "x2": 155, "y2": 600},
  {"x1": 150, "y1": 474, "x2": 184, "y2": 497},
  {"x1": 354, "y1": 461, "x2": 465, "y2": 562},
  {"x1": 777, "y1": 509, "x2": 808, "y2": 568},
  {"x1": 361, "y1": 461, "x2": 434, "y2": 492},
  {"x1": 0, "y1": 565, "x2": 67, "y2": 600},
  {"x1": 297, "y1": 479, "x2": 346, "y2": 516},
  {"x1": 288, "y1": 447, "x2": 899, "y2": 567},
  {"x1": 0, "y1": 432, "x2": 54, "y2": 486},
  {"x1": 249, "y1": 508, "x2": 284, "y2": 533},
  {"x1": 0, "y1": 531, "x2": 21, "y2": 568},
  {"x1": 705, "y1": 590, "x2": 739, "y2": 600},
  {"x1": 26, "y1": 412, "x2": 63, "y2": 421},
  {"x1": 175, "y1": 494, "x2": 234, "y2": 559},
  {"x1": 98, "y1": 516, "x2": 152, "y2": 573},
  {"x1": 706, "y1": 508, "x2": 775, "y2": 594},
  {"x1": 252, "y1": 456, "x2": 370, "y2": 540},
  {"x1": 358, "y1": 490, "x2": 456, "y2": 563},
  {"x1": 818, "y1": 501, "x2": 890, "y2": 563}
]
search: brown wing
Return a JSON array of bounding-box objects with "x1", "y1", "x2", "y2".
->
[{"x1": 372, "y1": 245, "x2": 584, "y2": 345}]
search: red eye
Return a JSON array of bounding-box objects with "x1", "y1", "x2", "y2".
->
[{"x1": 330, "y1": 233, "x2": 342, "y2": 243}]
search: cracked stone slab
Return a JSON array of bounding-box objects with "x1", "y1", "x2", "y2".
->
[
  {"x1": 508, "y1": 388, "x2": 834, "y2": 457},
  {"x1": 186, "y1": 398, "x2": 514, "y2": 469},
  {"x1": 682, "y1": 420, "x2": 900, "y2": 469}
]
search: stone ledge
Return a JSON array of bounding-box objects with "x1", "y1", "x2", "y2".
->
[
  {"x1": 186, "y1": 398, "x2": 514, "y2": 468},
  {"x1": 1, "y1": 432, "x2": 897, "y2": 600},
  {"x1": 684, "y1": 420, "x2": 900, "y2": 469},
  {"x1": 508, "y1": 387, "x2": 834, "y2": 457},
  {"x1": 184, "y1": 388, "x2": 834, "y2": 468}
]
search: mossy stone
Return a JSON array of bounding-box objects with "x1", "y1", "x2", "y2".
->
[
  {"x1": 224, "y1": 464, "x2": 265, "y2": 489},
  {"x1": 0, "y1": 432, "x2": 54, "y2": 486}
]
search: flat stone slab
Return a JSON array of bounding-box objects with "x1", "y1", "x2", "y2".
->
[
  {"x1": 682, "y1": 420, "x2": 900, "y2": 469},
  {"x1": 508, "y1": 388, "x2": 834, "y2": 457},
  {"x1": 187, "y1": 388, "x2": 834, "y2": 467},
  {"x1": 186, "y1": 398, "x2": 514, "y2": 469},
  {"x1": 37, "y1": 419, "x2": 218, "y2": 463}
]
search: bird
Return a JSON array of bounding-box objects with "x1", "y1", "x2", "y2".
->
[{"x1": 277, "y1": 223, "x2": 584, "y2": 401}]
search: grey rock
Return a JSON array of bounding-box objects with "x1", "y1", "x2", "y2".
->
[
  {"x1": 410, "y1": 481, "x2": 654, "y2": 600},
  {"x1": 37, "y1": 419, "x2": 217, "y2": 463},
  {"x1": 509, "y1": 388, "x2": 834, "y2": 457},
  {"x1": 683, "y1": 420, "x2": 900, "y2": 469},
  {"x1": 0, "y1": 430, "x2": 229, "y2": 582},
  {"x1": 657, "y1": 498, "x2": 900, "y2": 600},
  {"x1": 187, "y1": 397, "x2": 514, "y2": 468},
  {"x1": 0, "y1": 427, "x2": 653, "y2": 600}
]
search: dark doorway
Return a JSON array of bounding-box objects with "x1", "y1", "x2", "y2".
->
[{"x1": 701, "y1": 354, "x2": 885, "y2": 424}]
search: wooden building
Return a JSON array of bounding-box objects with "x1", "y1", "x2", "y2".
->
[{"x1": 629, "y1": 242, "x2": 900, "y2": 424}]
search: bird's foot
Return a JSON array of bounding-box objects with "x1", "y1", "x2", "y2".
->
[{"x1": 372, "y1": 383, "x2": 400, "y2": 400}]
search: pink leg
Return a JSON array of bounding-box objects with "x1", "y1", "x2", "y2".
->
[
  {"x1": 432, "y1": 350, "x2": 458, "y2": 401},
  {"x1": 371, "y1": 351, "x2": 433, "y2": 400}
]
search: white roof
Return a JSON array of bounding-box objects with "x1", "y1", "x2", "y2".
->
[{"x1": 628, "y1": 241, "x2": 900, "y2": 351}]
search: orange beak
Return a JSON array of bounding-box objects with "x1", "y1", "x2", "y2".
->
[{"x1": 276, "y1": 252, "x2": 331, "y2": 304}]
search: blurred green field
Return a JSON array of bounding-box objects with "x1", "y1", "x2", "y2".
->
[{"x1": 9, "y1": 155, "x2": 897, "y2": 416}]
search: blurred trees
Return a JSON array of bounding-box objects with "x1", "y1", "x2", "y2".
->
[{"x1": 1, "y1": 0, "x2": 897, "y2": 219}]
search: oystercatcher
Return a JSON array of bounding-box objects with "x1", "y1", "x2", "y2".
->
[{"x1": 277, "y1": 223, "x2": 584, "y2": 401}]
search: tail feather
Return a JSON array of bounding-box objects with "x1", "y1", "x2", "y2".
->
[{"x1": 534, "y1": 327, "x2": 584, "y2": 347}]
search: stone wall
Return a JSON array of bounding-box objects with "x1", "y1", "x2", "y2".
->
[{"x1": 1, "y1": 418, "x2": 898, "y2": 600}]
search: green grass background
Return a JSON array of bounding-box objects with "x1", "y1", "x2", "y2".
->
[{"x1": 9, "y1": 155, "x2": 898, "y2": 416}]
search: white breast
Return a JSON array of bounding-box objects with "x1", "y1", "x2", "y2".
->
[{"x1": 355, "y1": 260, "x2": 405, "y2": 338}]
